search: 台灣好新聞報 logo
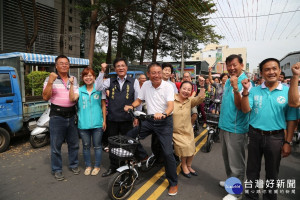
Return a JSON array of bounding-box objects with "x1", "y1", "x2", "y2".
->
[{"x1": 225, "y1": 177, "x2": 243, "y2": 195}]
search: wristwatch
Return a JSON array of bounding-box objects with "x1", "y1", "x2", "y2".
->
[
  {"x1": 162, "y1": 113, "x2": 168, "y2": 117},
  {"x1": 284, "y1": 141, "x2": 293, "y2": 146}
]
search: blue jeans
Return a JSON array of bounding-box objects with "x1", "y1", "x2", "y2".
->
[
  {"x1": 49, "y1": 115, "x2": 79, "y2": 173},
  {"x1": 79, "y1": 128, "x2": 103, "y2": 168}
]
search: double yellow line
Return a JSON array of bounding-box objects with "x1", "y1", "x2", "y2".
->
[{"x1": 128, "y1": 129, "x2": 208, "y2": 200}]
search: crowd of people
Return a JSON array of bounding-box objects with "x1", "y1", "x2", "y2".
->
[{"x1": 43, "y1": 54, "x2": 300, "y2": 199}]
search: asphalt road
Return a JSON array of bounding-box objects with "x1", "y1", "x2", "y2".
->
[{"x1": 1, "y1": 130, "x2": 300, "y2": 200}]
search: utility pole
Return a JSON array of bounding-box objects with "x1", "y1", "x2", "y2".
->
[{"x1": 180, "y1": 37, "x2": 185, "y2": 77}]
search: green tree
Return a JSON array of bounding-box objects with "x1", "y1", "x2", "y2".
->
[{"x1": 26, "y1": 71, "x2": 50, "y2": 96}]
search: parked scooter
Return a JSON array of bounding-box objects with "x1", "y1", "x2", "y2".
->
[{"x1": 29, "y1": 107, "x2": 50, "y2": 148}]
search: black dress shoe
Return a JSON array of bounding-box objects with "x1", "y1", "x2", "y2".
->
[
  {"x1": 181, "y1": 170, "x2": 191, "y2": 178},
  {"x1": 102, "y1": 168, "x2": 116, "y2": 177},
  {"x1": 190, "y1": 171, "x2": 198, "y2": 176}
]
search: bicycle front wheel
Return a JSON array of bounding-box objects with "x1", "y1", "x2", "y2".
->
[
  {"x1": 205, "y1": 132, "x2": 214, "y2": 152},
  {"x1": 108, "y1": 170, "x2": 136, "y2": 200}
]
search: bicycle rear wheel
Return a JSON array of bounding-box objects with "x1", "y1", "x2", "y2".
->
[{"x1": 108, "y1": 170, "x2": 136, "y2": 200}]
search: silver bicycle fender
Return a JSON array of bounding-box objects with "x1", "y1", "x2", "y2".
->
[
  {"x1": 116, "y1": 166, "x2": 139, "y2": 178},
  {"x1": 116, "y1": 165, "x2": 130, "y2": 172}
]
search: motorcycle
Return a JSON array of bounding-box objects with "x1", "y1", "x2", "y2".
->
[{"x1": 29, "y1": 107, "x2": 50, "y2": 148}]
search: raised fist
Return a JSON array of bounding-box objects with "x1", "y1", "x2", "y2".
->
[
  {"x1": 241, "y1": 78, "x2": 251, "y2": 90},
  {"x1": 199, "y1": 88, "x2": 206, "y2": 98},
  {"x1": 208, "y1": 67, "x2": 212, "y2": 72},
  {"x1": 291, "y1": 62, "x2": 300, "y2": 76},
  {"x1": 230, "y1": 75, "x2": 238, "y2": 91},
  {"x1": 101, "y1": 63, "x2": 108, "y2": 73},
  {"x1": 198, "y1": 76, "x2": 205, "y2": 82},
  {"x1": 48, "y1": 72, "x2": 58, "y2": 83}
]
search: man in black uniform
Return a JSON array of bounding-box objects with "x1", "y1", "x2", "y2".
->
[{"x1": 95, "y1": 58, "x2": 140, "y2": 177}]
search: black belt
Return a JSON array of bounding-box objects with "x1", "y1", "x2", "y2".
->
[
  {"x1": 250, "y1": 126, "x2": 283, "y2": 135},
  {"x1": 50, "y1": 104, "x2": 76, "y2": 118}
]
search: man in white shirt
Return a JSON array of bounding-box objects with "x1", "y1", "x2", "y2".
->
[{"x1": 124, "y1": 62, "x2": 178, "y2": 196}]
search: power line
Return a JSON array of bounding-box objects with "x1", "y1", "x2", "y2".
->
[
  {"x1": 263, "y1": 0, "x2": 273, "y2": 40},
  {"x1": 277, "y1": 6, "x2": 300, "y2": 39},
  {"x1": 286, "y1": 22, "x2": 300, "y2": 39},
  {"x1": 241, "y1": 0, "x2": 249, "y2": 41},
  {"x1": 226, "y1": 0, "x2": 243, "y2": 41},
  {"x1": 212, "y1": 0, "x2": 236, "y2": 41},
  {"x1": 199, "y1": 0, "x2": 231, "y2": 42},
  {"x1": 270, "y1": 0, "x2": 288, "y2": 40},
  {"x1": 157, "y1": 0, "x2": 208, "y2": 37},
  {"x1": 255, "y1": 0, "x2": 258, "y2": 40},
  {"x1": 209, "y1": 9, "x2": 299, "y2": 19},
  {"x1": 190, "y1": 0, "x2": 228, "y2": 41}
]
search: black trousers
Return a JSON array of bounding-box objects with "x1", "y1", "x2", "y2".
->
[
  {"x1": 245, "y1": 126, "x2": 284, "y2": 200},
  {"x1": 127, "y1": 116, "x2": 178, "y2": 186},
  {"x1": 107, "y1": 120, "x2": 133, "y2": 169}
]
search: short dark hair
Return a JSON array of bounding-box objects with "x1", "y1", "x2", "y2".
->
[
  {"x1": 147, "y1": 62, "x2": 161, "y2": 72},
  {"x1": 162, "y1": 62, "x2": 174, "y2": 74},
  {"x1": 213, "y1": 77, "x2": 220, "y2": 82},
  {"x1": 259, "y1": 58, "x2": 280, "y2": 72},
  {"x1": 225, "y1": 54, "x2": 243, "y2": 65},
  {"x1": 81, "y1": 67, "x2": 96, "y2": 80},
  {"x1": 55, "y1": 55, "x2": 69, "y2": 64},
  {"x1": 280, "y1": 71, "x2": 285, "y2": 78},
  {"x1": 183, "y1": 72, "x2": 191, "y2": 77},
  {"x1": 220, "y1": 73, "x2": 229, "y2": 80},
  {"x1": 113, "y1": 58, "x2": 127, "y2": 68},
  {"x1": 180, "y1": 81, "x2": 193, "y2": 89}
]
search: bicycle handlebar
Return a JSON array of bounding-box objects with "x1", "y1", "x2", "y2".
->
[{"x1": 128, "y1": 109, "x2": 154, "y2": 120}]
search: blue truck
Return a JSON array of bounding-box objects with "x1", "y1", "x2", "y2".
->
[{"x1": 0, "y1": 52, "x2": 89, "y2": 152}]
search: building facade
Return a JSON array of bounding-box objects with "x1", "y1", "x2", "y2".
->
[
  {"x1": 0, "y1": 0, "x2": 89, "y2": 58},
  {"x1": 280, "y1": 51, "x2": 300, "y2": 78},
  {"x1": 191, "y1": 43, "x2": 247, "y2": 73}
]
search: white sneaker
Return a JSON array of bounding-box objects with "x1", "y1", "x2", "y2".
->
[
  {"x1": 219, "y1": 181, "x2": 225, "y2": 187},
  {"x1": 223, "y1": 194, "x2": 241, "y2": 200}
]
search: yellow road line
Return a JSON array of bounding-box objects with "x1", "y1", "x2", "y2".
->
[
  {"x1": 196, "y1": 133, "x2": 208, "y2": 153},
  {"x1": 127, "y1": 167, "x2": 166, "y2": 200},
  {"x1": 146, "y1": 164, "x2": 182, "y2": 200},
  {"x1": 129, "y1": 129, "x2": 208, "y2": 200},
  {"x1": 194, "y1": 128, "x2": 208, "y2": 143},
  {"x1": 146, "y1": 134, "x2": 208, "y2": 200}
]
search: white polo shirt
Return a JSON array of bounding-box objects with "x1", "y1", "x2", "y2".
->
[{"x1": 138, "y1": 80, "x2": 174, "y2": 115}]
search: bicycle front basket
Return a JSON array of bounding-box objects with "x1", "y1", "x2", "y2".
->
[{"x1": 108, "y1": 135, "x2": 139, "y2": 160}]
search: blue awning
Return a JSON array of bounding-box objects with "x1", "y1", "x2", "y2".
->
[{"x1": 0, "y1": 52, "x2": 89, "y2": 66}]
